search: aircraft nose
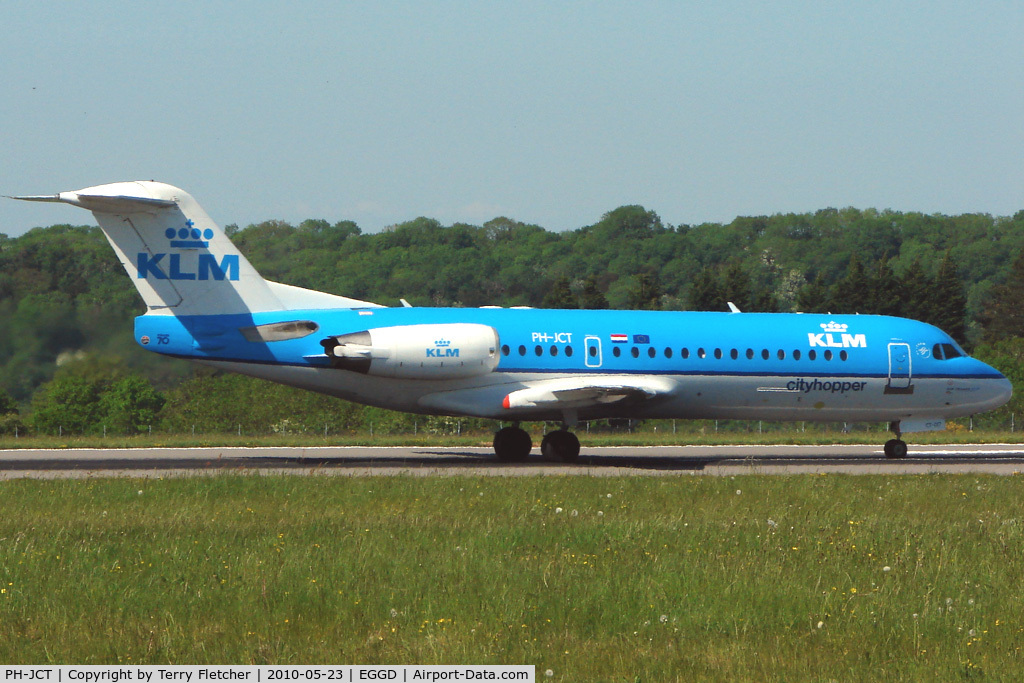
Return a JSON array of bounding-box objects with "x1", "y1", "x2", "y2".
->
[
  {"x1": 977, "y1": 361, "x2": 1013, "y2": 412},
  {"x1": 993, "y1": 376, "x2": 1014, "y2": 409}
]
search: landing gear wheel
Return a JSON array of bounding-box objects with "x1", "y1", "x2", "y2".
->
[
  {"x1": 493, "y1": 426, "x2": 532, "y2": 462},
  {"x1": 541, "y1": 430, "x2": 581, "y2": 462},
  {"x1": 884, "y1": 439, "x2": 908, "y2": 459}
]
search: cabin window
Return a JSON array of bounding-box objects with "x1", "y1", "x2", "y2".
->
[
  {"x1": 777, "y1": 349, "x2": 785, "y2": 360},
  {"x1": 746, "y1": 348, "x2": 754, "y2": 360},
  {"x1": 631, "y1": 346, "x2": 640, "y2": 358},
  {"x1": 730, "y1": 349, "x2": 738, "y2": 360},
  {"x1": 501, "y1": 345, "x2": 510, "y2": 356},
  {"x1": 518, "y1": 345, "x2": 526, "y2": 356},
  {"x1": 840, "y1": 350, "x2": 848, "y2": 361},
  {"x1": 613, "y1": 346, "x2": 622, "y2": 358},
  {"x1": 761, "y1": 349, "x2": 770, "y2": 360},
  {"x1": 681, "y1": 348, "x2": 690, "y2": 359},
  {"x1": 808, "y1": 350, "x2": 817, "y2": 360},
  {"x1": 589, "y1": 346, "x2": 598, "y2": 357},
  {"x1": 549, "y1": 345, "x2": 558, "y2": 356},
  {"x1": 664, "y1": 348, "x2": 673, "y2": 359},
  {"x1": 697, "y1": 348, "x2": 706, "y2": 359},
  {"x1": 793, "y1": 349, "x2": 801, "y2": 360},
  {"x1": 714, "y1": 348, "x2": 723, "y2": 359},
  {"x1": 824, "y1": 350, "x2": 833, "y2": 361},
  {"x1": 648, "y1": 347, "x2": 656, "y2": 358},
  {"x1": 535, "y1": 345, "x2": 543, "y2": 356},
  {"x1": 565, "y1": 346, "x2": 574, "y2": 357}
]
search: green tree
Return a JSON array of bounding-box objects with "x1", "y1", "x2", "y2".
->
[
  {"x1": 627, "y1": 272, "x2": 662, "y2": 310},
  {"x1": 578, "y1": 276, "x2": 609, "y2": 310},
  {"x1": 689, "y1": 268, "x2": 720, "y2": 311},
  {"x1": 978, "y1": 252, "x2": 1024, "y2": 342},
  {"x1": 797, "y1": 274, "x2": 831, "y2": 313},
  {"x1": 29, "y1": 374, "x2": 104, "y2": 435},
  {"x1": 0, "y1": 390, "x2": 17, "y2": 416},
  {"x1": 932, "y1": 251, "x2": 967, "y2": 343},
  {"x1": 542, "y1": 276, "x2": 578, "y2": 309},
  {"x1": 98, "y1": 375, "x2": 166, "y2": 434}
]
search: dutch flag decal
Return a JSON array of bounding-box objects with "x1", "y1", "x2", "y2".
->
[{"x1": 610, "y1": 334, "x2": 628, "y2": 343}]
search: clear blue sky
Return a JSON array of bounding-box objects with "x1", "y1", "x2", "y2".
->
[{"x1": 3, "y1": 1, "x2": 1022, "y2": 236}]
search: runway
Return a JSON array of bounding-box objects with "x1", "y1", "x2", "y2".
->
[{"x1": 1, "y1": 443, "x2": 1024, "y2": 478}]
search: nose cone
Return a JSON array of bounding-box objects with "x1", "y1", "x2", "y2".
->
[{"x1": 974, "y1": 360, "x2": 1013, "y2": 413}]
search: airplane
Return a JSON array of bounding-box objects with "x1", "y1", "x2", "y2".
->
[{"x1": 10, "y1": 181, "x2": 1013, "y2": 461}]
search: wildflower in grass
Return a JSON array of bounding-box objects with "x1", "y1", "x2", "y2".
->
[
  {"x1": 597, "y1": 511, "x2": 604, "y2": 517},
  {"x1": 544, "y1": 671, "x2": 553, "y2": 678},
  {"x1": 883, "y1": 566, "x2": 891, "y2": 572},
  {"x1": 659, "y1": 615, "x2": 668, "y2": 624},
  {"x1": 767, "y1": 519, "x2": 777, "y2": 529},
  {"x1": 555, "y1": 508, "x2": 562, "y2": 514},
  {"x1": 736, "y1": 490, "x2": 742, "y2": 495},
  {"x1": 571, "y1": 510, "x2": 578, "y2": 517}
]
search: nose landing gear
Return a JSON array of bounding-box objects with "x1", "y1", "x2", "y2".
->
[{"x1": 884, "y1": 421, "x2": 908, "y2": 459}]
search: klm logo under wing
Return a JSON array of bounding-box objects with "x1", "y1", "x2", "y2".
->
[
  {"x1": 808, "y1": 321, "x2": 866, "y2": 348},
  {"x1": 136, "y1": 253, "x2": 240, "y2": 281}
]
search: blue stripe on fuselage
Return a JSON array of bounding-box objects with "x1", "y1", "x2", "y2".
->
[{"x1": 134, "y1": 308, "x2": 1004, "y2": 381}]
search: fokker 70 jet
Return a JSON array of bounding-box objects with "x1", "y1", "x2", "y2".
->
[{"x1": 12, "y1": 182, "x2": 1012, "y2": 460}]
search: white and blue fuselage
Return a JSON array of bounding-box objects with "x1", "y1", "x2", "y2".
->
[{"x1": 137, "y1": 306, "x2": 1010, "y2": 427}]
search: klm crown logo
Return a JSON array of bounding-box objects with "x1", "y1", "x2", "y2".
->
[
  {"x1": 165, "y1": 219, "x2": 214, "y2": 248},
  {"x1": 820, "y1": 321, "x2": 848, "y2": 333},
  {"x1": 434, "y1": 339, "x2": 451, "y2": 347}
]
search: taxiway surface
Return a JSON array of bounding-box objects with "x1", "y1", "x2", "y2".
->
[{"x1": 1, "y1": 444, "x2": 1024, "y2": 478}]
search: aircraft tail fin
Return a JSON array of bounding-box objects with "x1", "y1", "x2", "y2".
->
[{"x1": 12, "y1": 181, "x2": 377, "y2": 316}]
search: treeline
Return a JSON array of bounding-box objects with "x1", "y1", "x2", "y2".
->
[{"x1": 3, "y1": 204, "x2": 1024, "y2": 431}]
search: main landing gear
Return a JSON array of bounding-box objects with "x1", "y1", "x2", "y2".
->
[
  {"x1": 493, "y1": 424, "x2": 581, "y2": 462},
  {"x1": 884, "y1": 421, "x2": 908, "y2": 459}
]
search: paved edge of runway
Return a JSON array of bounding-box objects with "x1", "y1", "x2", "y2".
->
[{"x1": 1, "y1": 444, "x2": 1024, "y2": 478}]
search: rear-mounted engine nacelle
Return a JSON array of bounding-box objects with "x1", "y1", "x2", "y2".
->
[{"x1": 321, "y1": 323, "x2": 500, "y2": 379}]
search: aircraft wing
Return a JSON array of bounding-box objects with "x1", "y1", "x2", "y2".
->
[
  {"x1": 417, "y1": 374, "x2": 675, "y2": 418},
  {"x1": 502, "y1": 376, "x2": 672, "y2": 410}
]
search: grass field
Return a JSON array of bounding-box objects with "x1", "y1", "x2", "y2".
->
[{"x1": 1, "y1": 475, "x2": 1023, "y2": 680}]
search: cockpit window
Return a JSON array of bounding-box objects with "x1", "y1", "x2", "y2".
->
[
  {"x1": 240, "y1": 320, "x2": 319, "y2": 342},
  {"x1": 932, "y1": 343, "x2": 963, "y2": 361}
]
